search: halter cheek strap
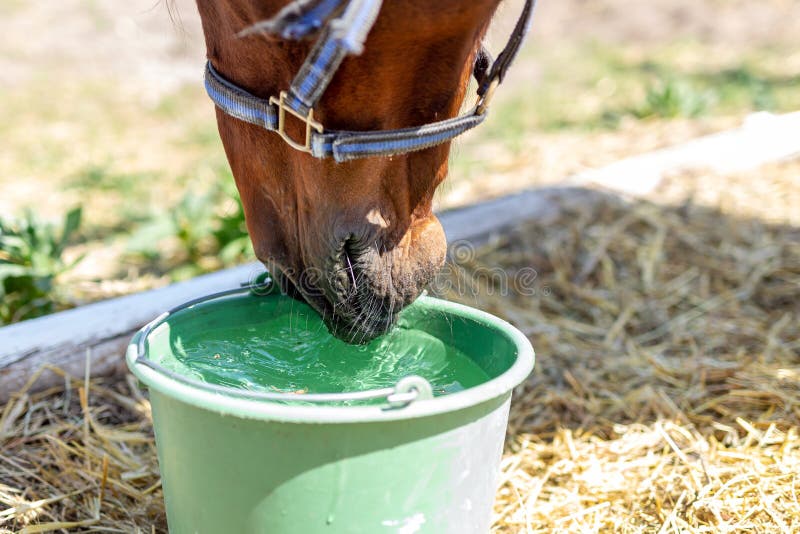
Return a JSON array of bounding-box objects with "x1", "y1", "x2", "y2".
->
[{"x1": 204, "y1": 0, "x2": 537, "y2": 162}]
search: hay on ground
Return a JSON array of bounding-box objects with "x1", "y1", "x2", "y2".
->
[
  {"x1": 0, "y1": 366, "x2": 163, "y2": 533},
  {"x1": 438, "y1": 182, "x2": 800, "y2": 532},
  {"x1": 1, "y1": 166, "x2": 799, "y2": 533}
]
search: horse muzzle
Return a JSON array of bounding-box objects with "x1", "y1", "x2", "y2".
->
[{"x1": 277, "y1": 215, "x2": 447, "y2": 344}]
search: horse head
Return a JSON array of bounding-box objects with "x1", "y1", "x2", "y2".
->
[{"x1": 196, "y1": 0, "x2": 518, "y2": 342}]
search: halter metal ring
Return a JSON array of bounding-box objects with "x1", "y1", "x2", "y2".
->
[
  {"x1": 269, "y1": 91, "x2": 324, "y2": 153},
  {"x1": 475, "y1": 78, "x2": 500, "y2": 116}
]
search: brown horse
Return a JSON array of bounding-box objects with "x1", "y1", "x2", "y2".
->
[{"x1": 195, "y1": 0, "x2": 507, "y2": 342}]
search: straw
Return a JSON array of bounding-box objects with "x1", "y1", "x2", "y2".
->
[
  {"x1": 436, "y1": 183, "x2": 799, "y2": 532},
  {"x1": 2, "y1": 168, "x2": 798, "y2": 532},
  {"x1": 0, "y1": 364, "x2": 164, "y2": 532}
]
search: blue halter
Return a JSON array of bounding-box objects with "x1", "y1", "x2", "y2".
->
[{"x1": 204, "y1": 0, "x2": 536, "y2": 162}]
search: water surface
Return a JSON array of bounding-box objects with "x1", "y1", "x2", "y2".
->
[{"x1": 158, "y1": 298, "x2": 490, "y2": 400}]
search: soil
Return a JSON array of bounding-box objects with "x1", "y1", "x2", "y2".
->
[{"x1": 3, "y1": 0, "x2": 799, "y2": 87}]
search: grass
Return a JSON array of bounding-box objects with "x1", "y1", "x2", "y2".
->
[
  {"x1": 446, "y1": 40, "x2": 799, "y2": 197},
  {"x1": 632, "y1": 77, "x2": 716, "y2": 119},
  {"x1": 487, "y1": 41, "x2": 799, "y2": 135},
  {"x1": 0, "y1": 75, "x2": 230, "y2": 256},
  {"x1": 0, "y1": 207, "x2": 84, "y2": 324},
  {"x1": 124, "y1": 176, "x2": 252, "y2": 280}
]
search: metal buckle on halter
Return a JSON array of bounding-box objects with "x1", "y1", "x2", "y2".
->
[
  {"x1": 475, "y1": 78, "x2": 500, "y2": 116},
  {"x1": 269, "y1": 91, "x2": 324, "y2": 153}
]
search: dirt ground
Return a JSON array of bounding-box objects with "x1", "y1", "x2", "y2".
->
[
  {"x1": 2, "y1": 0, "x2": 797, "y2": 206},
  {"x1": 4, "y1": 0, "x2": 799, "y2": 83}
]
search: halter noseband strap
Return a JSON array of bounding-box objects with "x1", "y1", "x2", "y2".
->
[{"x1": 204, "y1": 0, "x2": 537, "y2": 162}]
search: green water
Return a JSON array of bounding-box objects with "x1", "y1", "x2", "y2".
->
[{"x1": 157, "y1": 298, "x2": 491, "y2": 400}]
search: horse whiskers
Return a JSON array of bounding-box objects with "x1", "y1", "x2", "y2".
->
[
  {"x1": 345, "y1": 297, "x2": 370, "y2": 342},
  {"x1": 357, "y1": 294, "x2": 381, "y2": 345},
  {"x1": 345, "y1": 253, "x2": 358, "y2": 290},
  {"x1": 341, "y1": 270, "x2": 371, "y2": 339},
  {"x1": 352, "y1": 277, "x2": 388, "y2": 344},
  {"x1": 322, "y1": 246, "x2": 405, "y2": 341},
  {"x1": 386, "y1": 288, "x2": 396, "y2": 335}
]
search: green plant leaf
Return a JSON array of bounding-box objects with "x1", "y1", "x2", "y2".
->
[
  {"x1": 58, "y1": 206, "x2": 83, "y2": 253},
  {"x1": 0, "y1": 264, "x2": 31, "y2": 278}
]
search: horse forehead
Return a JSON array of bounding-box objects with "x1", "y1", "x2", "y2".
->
[
  {"x1": 231, "y1": 0, "x2": 498, "y2": 40},
  {"x1": 378, "y1": 0, "x2": 499, "y2": 34}
]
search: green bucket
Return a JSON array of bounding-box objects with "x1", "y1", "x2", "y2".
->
[{"x1": 127, "y1": 282, "x2": 534, "y2": 534}]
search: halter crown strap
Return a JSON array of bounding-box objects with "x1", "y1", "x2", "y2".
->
[
  {"x1": 287, "y1": 0, "x2": 383, "y2": 114},
  {"x1": 237, "y1": 0, "x2": 346, "y2": 40},
  {"x1": 204, "y1": 0, "x2": 536, "y2": 162},
  {"x1": 479, "y1": 0, "x2": 536, "y2": 95}
]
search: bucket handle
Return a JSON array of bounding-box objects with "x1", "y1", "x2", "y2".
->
[
  {"x1": 385, "y1": 376, "x2": 434, "y2": 408},
  {"x1": 134, "y1": 279, "x2": 435, "y2": 410}
]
